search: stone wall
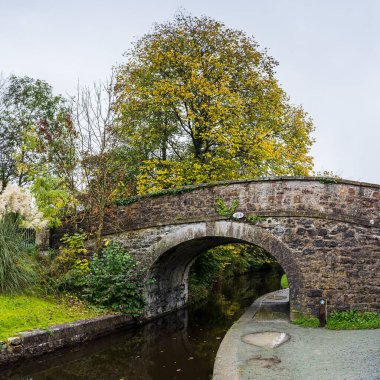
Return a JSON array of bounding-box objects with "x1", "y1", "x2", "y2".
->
[{"x1": 0, "y1": 315, "x2": 133, "y2": 367}]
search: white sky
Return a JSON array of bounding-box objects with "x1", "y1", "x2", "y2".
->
[{"x1": 1, "y1": 0, "x2": 379, "y2": 184}]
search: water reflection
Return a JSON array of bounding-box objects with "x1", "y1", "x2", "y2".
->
[{"x1": 2, "y1": 267, "x2": 282, "y2": 380}]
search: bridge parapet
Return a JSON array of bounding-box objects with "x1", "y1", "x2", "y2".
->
[{"x1": 106, "y1": 177, "x2": 380, "y2": 234}]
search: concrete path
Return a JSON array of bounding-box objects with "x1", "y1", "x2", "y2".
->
[{"x1": 213, "y1": 289, "x2": 380, "y2": 380}]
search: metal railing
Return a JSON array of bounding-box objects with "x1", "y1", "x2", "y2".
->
[{"x1": 20, "y1": 228, "x2": 36, "y2": 248}]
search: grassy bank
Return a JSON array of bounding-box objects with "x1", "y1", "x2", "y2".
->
[
  {"x1": 0, "y1": 295, "x2": 105, "y2": 341},
  {"x1": 293, "y1": 310, "x2": 380, "y2": 330}
]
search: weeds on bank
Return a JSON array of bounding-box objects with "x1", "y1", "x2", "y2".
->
[
  {"x1": 293, "y1": 310, "x2": 380, "y2": 330},
  {"x1": 293, "y1": 315, "x2": 320, "y2": 328},
  {"x1": 327, "y1": 310, "x2": 380, "y2": 330}
]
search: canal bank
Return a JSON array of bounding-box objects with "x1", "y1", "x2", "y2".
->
[
  {"x1": 0, "y1": 270, "x2": 281, "y2": 379},
  {"x1": 214, "y1": 289, "x2": 380, "y2": 380},
  {"x1": 0, "y1": 314, "x2": 135, "y2": 367}
]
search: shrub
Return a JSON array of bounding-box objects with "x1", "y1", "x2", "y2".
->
[
  {"x1": 44, "y1": 232, "x2": 90, "y2": 292},
  {"x1": 61, "y1": 259, "x2": 90, "y2": 292},
  {"x1": 52, "y1": 233, "x2": 88, "y2": 275},
  {"x1": 83, "y1": 242, "x2": 147, "y2": 316},
  {"x1": 0, "y1": 184, "x2": 47, "y2": 294}
]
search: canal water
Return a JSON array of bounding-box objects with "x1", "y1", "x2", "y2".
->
[{"x1": 2, "y1": 267, "x2": 282, "y2": 380}]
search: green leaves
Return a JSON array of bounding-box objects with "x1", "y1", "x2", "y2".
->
[
  {"x1": 188, "y1": 243, "x2": 278, "y2": 303},
  {"x1": 246, "y1": 214, "x2": 266, "y2": 225},
  {"x1": 0, "y1": 75, "x2": 68, "y2": 188},
  {"x1": 31, "y1": 174, "x2": 73, "y2": 228},
  {"x1": 280, "y1": 274, "x2": 289, "y2": 289},
  {"x1": 215, "y1": 197, "x2": 239, "y2": 218},
  {"x1": 83, "y1": 242, "x2": 147, "y2": 316}
]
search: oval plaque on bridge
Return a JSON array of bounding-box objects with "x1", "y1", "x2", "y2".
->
[{"x1": 232, "y1": 212, "x2": 245, "y2": 220}]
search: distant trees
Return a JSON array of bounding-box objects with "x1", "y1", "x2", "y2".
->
[
  {"x1": 0, "y1": 75, "x2": 68, "y2": 189},
  {"x1": 0, "y1": 74, "x2": 123, "y2": 244},
  {"x1": 115, "y1": 13, "x2": 314, "y2": 194},
  {"x1": 0, "y1": 13, "x2": 316, "y2": 247}
]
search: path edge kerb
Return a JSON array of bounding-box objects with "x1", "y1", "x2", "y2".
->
[
  {"x1": 0, "y1": 314, "x2": 134, "y2": 367},
  {"x1": 213, "y1": 289, "x2": 288, "y2": 380}
]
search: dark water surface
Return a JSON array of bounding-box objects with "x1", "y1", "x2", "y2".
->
[{"x1": 2, "y1": 269, "x2": 281, "y2": 380}]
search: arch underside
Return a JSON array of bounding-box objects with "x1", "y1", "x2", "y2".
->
[{"x1": 145, "y1": 221, "x2": 303, "y2": 318}]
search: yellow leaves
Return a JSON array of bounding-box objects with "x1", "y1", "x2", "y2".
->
[
  {"x1": 225, "y1": 301, "x2": 241, "y2": 317},
  {"x1": 74, "y1": 259, "x2": 90, "y2": 272},
  {"x1": 137, "y1": 155, "x2": 244, "y2": 194},
  {"x1": 137, "y1": 160, "x2": 186, "y2": 194},
  {"x1": 115, "y1": 14, "x2": 314, "y2": 194}
]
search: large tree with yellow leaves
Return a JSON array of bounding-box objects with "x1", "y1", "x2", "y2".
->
[{"x1": 115, "y1": 13, "x2": 314, "y2": 194}]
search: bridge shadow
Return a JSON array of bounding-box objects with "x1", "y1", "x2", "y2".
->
[{"x1": 144, "y1": 221, "x2": 300, "y2": 318}]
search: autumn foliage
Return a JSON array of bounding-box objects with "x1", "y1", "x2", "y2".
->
[{"x1": 115, "y1": 13, "x2": 314, "y2": 194}]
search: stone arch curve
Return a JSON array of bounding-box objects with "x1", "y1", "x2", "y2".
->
[{"x1": 144, "y1": 221, "x2": 303, "y2": 318}]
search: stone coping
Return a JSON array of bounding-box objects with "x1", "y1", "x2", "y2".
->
[
  {"x1": 0, "y1": 314, "x2": 135, "y2": 367},
  {"x1": 184, "y1": 176, "x2": 380, "y2": 190},
  {"x1": 116, "y1": 176, "x2": 380, "y2": 205}
]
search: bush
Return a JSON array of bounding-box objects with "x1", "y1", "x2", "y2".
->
[
  {"x1": 60, "y1": 259, "x2": 90, "y2": 292},
  {"x1": 52, "y1": 233, "x2": 88, "y2": 275},
  {"x1": 0, "y1": 214, "x2": 37, "y2": 293},
  {"x1": 47, "y1": 233, "x2": 90, "y2": 292},
  {"x1": 83, "y1": 242, "x2": 147, "y2": 316}
]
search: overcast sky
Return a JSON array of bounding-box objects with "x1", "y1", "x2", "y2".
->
[{"x1": 1, "y1": 0, "x2": 379, "y2": 184}]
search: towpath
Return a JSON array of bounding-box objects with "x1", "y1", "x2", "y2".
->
[{"x1": 214, "y1": 289, "x2": 380, "y2": 380}]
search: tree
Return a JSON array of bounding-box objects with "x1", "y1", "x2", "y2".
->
[
  {"x1": 0, "y1": 75, "x2": 68, "y2": 189},
  {"x1": 39, "y1": 76, "x2": 123, "y2": 248},
  {"x1": 115, "y1": 13, "x2": 314, "y2": 194}
]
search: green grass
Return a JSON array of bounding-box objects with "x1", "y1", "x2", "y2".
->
[
  {"x1": 293, "y1": 310, "x2": 380, "y2": 330},
  {"x1": 293, "y1": 315, "x2": 320, "y2": 328},
  {"x1": 0, "y1": 294, "x2": 106, "y2": 341}
]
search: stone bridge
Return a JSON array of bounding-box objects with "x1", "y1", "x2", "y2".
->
[{"x1": 92, "y1": 178, "x2": 380, "y2": 319}]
